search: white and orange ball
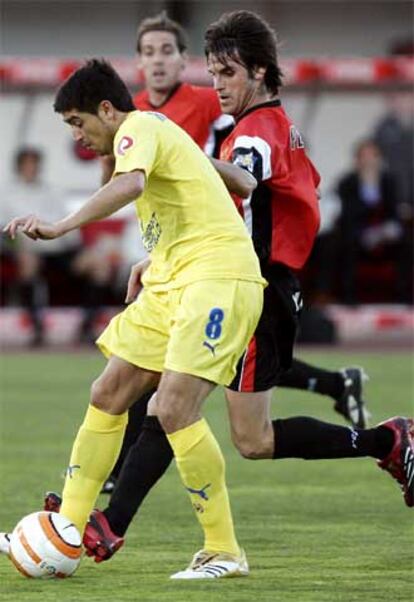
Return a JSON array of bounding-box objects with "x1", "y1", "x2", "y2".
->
[{"x1": 9, "y1": 511, "x2": 82, "y2": 578}]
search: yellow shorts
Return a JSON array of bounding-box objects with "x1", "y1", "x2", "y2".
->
[{"x1": 97, "y1": 279, "x2": 263, "y2": 386}]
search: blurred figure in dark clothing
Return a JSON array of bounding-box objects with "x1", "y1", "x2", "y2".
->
[
  {"x1": 374, "y1": 93, "x2": 413, "y2": 219},
  {"x1": 373, "y1": 92, "x2": 414, "y2": 303},
  {"x1": 337, "y1": 139, "x2": 404, "y2": 304}
]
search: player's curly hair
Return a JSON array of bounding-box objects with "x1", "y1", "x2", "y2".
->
[
  {"x1": 54, "y1": 59, "x2": 135, "y2": 114},
  {"x1": 136, "y1": 11, "x2": 188, "y2": 53},
  {"x1": 204, "y1": 11, "x2": 283, "y2": 94}
]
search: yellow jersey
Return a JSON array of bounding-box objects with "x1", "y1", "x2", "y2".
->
[{"x1": 113, "y1": 110, "x2": 265, "y2": 291}]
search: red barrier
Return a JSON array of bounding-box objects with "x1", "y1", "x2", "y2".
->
[{"x1": 1, "y1": 56, "x2": 412, "y2": 88}]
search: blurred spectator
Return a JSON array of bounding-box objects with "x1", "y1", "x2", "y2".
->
[
  {"x1": 372, "y1": 92, "x2": 413, "y2": 303},
  {"x1": 371, "y1": 37, "x2": 413, "y2": 303},
  {"x1": 0, "y1": 146, "x2": 116, "y2": 344},
  {"x1": 74, "y1": 214, "x2": 128, "y2": 338},
  {"x1": 336, "y1": 139, "x2": 404, "y2": 304},
  {"x1": 0, "y1": 147, "x2": 80, "y2": 343},
  {"x1": 373, "y1": 93, "x2": 413, "y2": 219}
]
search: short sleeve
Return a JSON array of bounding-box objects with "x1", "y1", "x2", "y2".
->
[
  {"x1": 113, "y1": 114, "x2": 159, "y2": 178},
  {"x1": 230, "y1": 134, "x2": 272, "y2": 183}
]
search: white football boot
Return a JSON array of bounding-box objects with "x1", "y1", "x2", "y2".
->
[
  {"x1": 170, "y1": 548, "x2": 249, "y2": 579},
  {"x1": 0, "y1": 533, "x2": 11, "y2": 555}
]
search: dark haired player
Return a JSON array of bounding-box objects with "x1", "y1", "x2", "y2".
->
[
  {"x1": 105, "y1": 11, "x2": 371, "y2": 494},
  {"x1": 3, "y1": 58, "x2": 267, "y2": 578},
  {"x1": 132, "y1": 12, "x2": 369, "y2": 430}
]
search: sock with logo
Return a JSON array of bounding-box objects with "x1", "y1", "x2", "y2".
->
[
  {"x1": 104, "y1": 415, "x2": 174, "y2": 537},
  {"x1": 60, "y1": 405, "x2": 128, "y2": 534},
  {"x1": 272, "y1": 417, "x2": 394, "y2": 460},
  {"x1": 278, "y1": 359, "x2": 344, "y2": 399},
  {"x1": 167, "y1": 418, "x2": 240, "y2": 556}
]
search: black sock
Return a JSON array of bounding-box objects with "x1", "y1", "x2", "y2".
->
[
  {"x1": 104, "y1": 416, "x2": 173, "y2": 537},
  {"x1": 278, "y1": 358, "x2": 344, "y2": 399},
  {"x1": 110, "y1": 391, "x2": 154, "y2": 480},
  {"x1": 272, "y1": 417, "x2": 394, "y2": 460}
]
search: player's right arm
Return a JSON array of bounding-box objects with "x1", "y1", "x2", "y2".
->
[{"x1": 3, "y1": 171, "x2": 145, "y2": 241}]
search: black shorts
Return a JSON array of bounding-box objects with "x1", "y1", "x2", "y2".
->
[{"x1": 228, "y1": 263, "x2": 302, "y2": 392}]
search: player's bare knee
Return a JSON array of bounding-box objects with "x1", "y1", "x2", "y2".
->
[
  {"x1": 156, "y1": 403, "x2": 179, "y2": 433},
  {"x1": 232, "y1": 431, "x2": 268, "y2": 460},
  {"x1": 156, "y1": 389, "x2": 194, "y2": 433},
  {"x1": 90, "y1": 374, "x2": 119, "y2": 412}
]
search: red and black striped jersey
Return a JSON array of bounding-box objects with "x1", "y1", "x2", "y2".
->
[
  {"x1": 134, "y1": 83, "x2": 230, "y2": 153},
  {"x1": 220, "y1": 100, "x2": 321, "y2": 270}
]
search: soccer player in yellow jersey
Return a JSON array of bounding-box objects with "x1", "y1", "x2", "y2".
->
[{"x1": 4, "y1": 59, "x2": 265, "y2": 578}]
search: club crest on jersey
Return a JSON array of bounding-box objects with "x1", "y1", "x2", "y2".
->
[
  {"x1": 233, "y1": 150, "x2": 255, "y2": 173},
  {"x1": 117, "y1": 135, "x2": 134, "y2": 156},
  {"x1": 141, "y1": 212, "x2": 161, "y2": 252}
]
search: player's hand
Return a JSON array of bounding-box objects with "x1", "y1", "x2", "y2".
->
[
  {"x1": 125, "y1": 258, "x2": 151, "y2": 303},
  {"x1": 3, "y1": 215, "x2": 63, "y2": 241}
]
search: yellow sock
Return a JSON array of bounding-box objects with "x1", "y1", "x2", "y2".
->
[
  {"x1": 60, "y1": 405, "x2": 127, "y2": 534},
  {"x1": 167, "y1": 418, "x2": 239, "y2": 556}
]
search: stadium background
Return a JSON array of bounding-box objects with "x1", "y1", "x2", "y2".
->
[
  {"x1": 1, "y1": 0, "x2": 413, "y2": 345},
  {"x1": 1, "y1": 1, "x2": 412, "y2": 192},
  {"x1": 0, "y1": 2, "x2": 413, "y2": 601}
]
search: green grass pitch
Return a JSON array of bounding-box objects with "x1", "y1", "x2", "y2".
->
[{"x1": 0, "y1": 349, "x2": 413, "y2": 601}]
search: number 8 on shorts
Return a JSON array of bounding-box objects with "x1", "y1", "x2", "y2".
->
[{"x1": 205, "y1": 308, "x2": 224, "y2": 340}]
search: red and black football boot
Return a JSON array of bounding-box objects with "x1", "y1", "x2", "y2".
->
[
  {"x1": 377, "y1": 417, "x2": 414, "y2": 507},
  {"x1": 83, "y1": 509, "x2": 124, "y2": 563},
  {"x1": 44, "y1": 492, "x2": 124, "y2": 560}
]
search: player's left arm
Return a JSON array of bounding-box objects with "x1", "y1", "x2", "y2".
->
[
  {"x1": 4, "y1": 171, "x2": 145, "y2": 241},
  {"x1": 210, "y1": 157, "x2": 257, "y2": 198}
]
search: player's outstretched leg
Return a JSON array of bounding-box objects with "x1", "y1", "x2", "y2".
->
[
  {"x1": 59, "y1": 356, "x2": 155, "y2": 535},
  {"x1": 226, "y1": 389, "x2": 413, "y2": 507},
  {"x1": 278, "y1": 359, "x2": 370, "y2": 428},
  {"x1": 59, "y1": 404, "x2": 127, "y2": 534},
  {"x1": 272, "y1": 415, "x2": 413, "y2": 506}
]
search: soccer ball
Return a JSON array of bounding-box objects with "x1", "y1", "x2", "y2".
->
[{"x1": 9, "y1": 511, "x2": 82, "y2": 578}]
